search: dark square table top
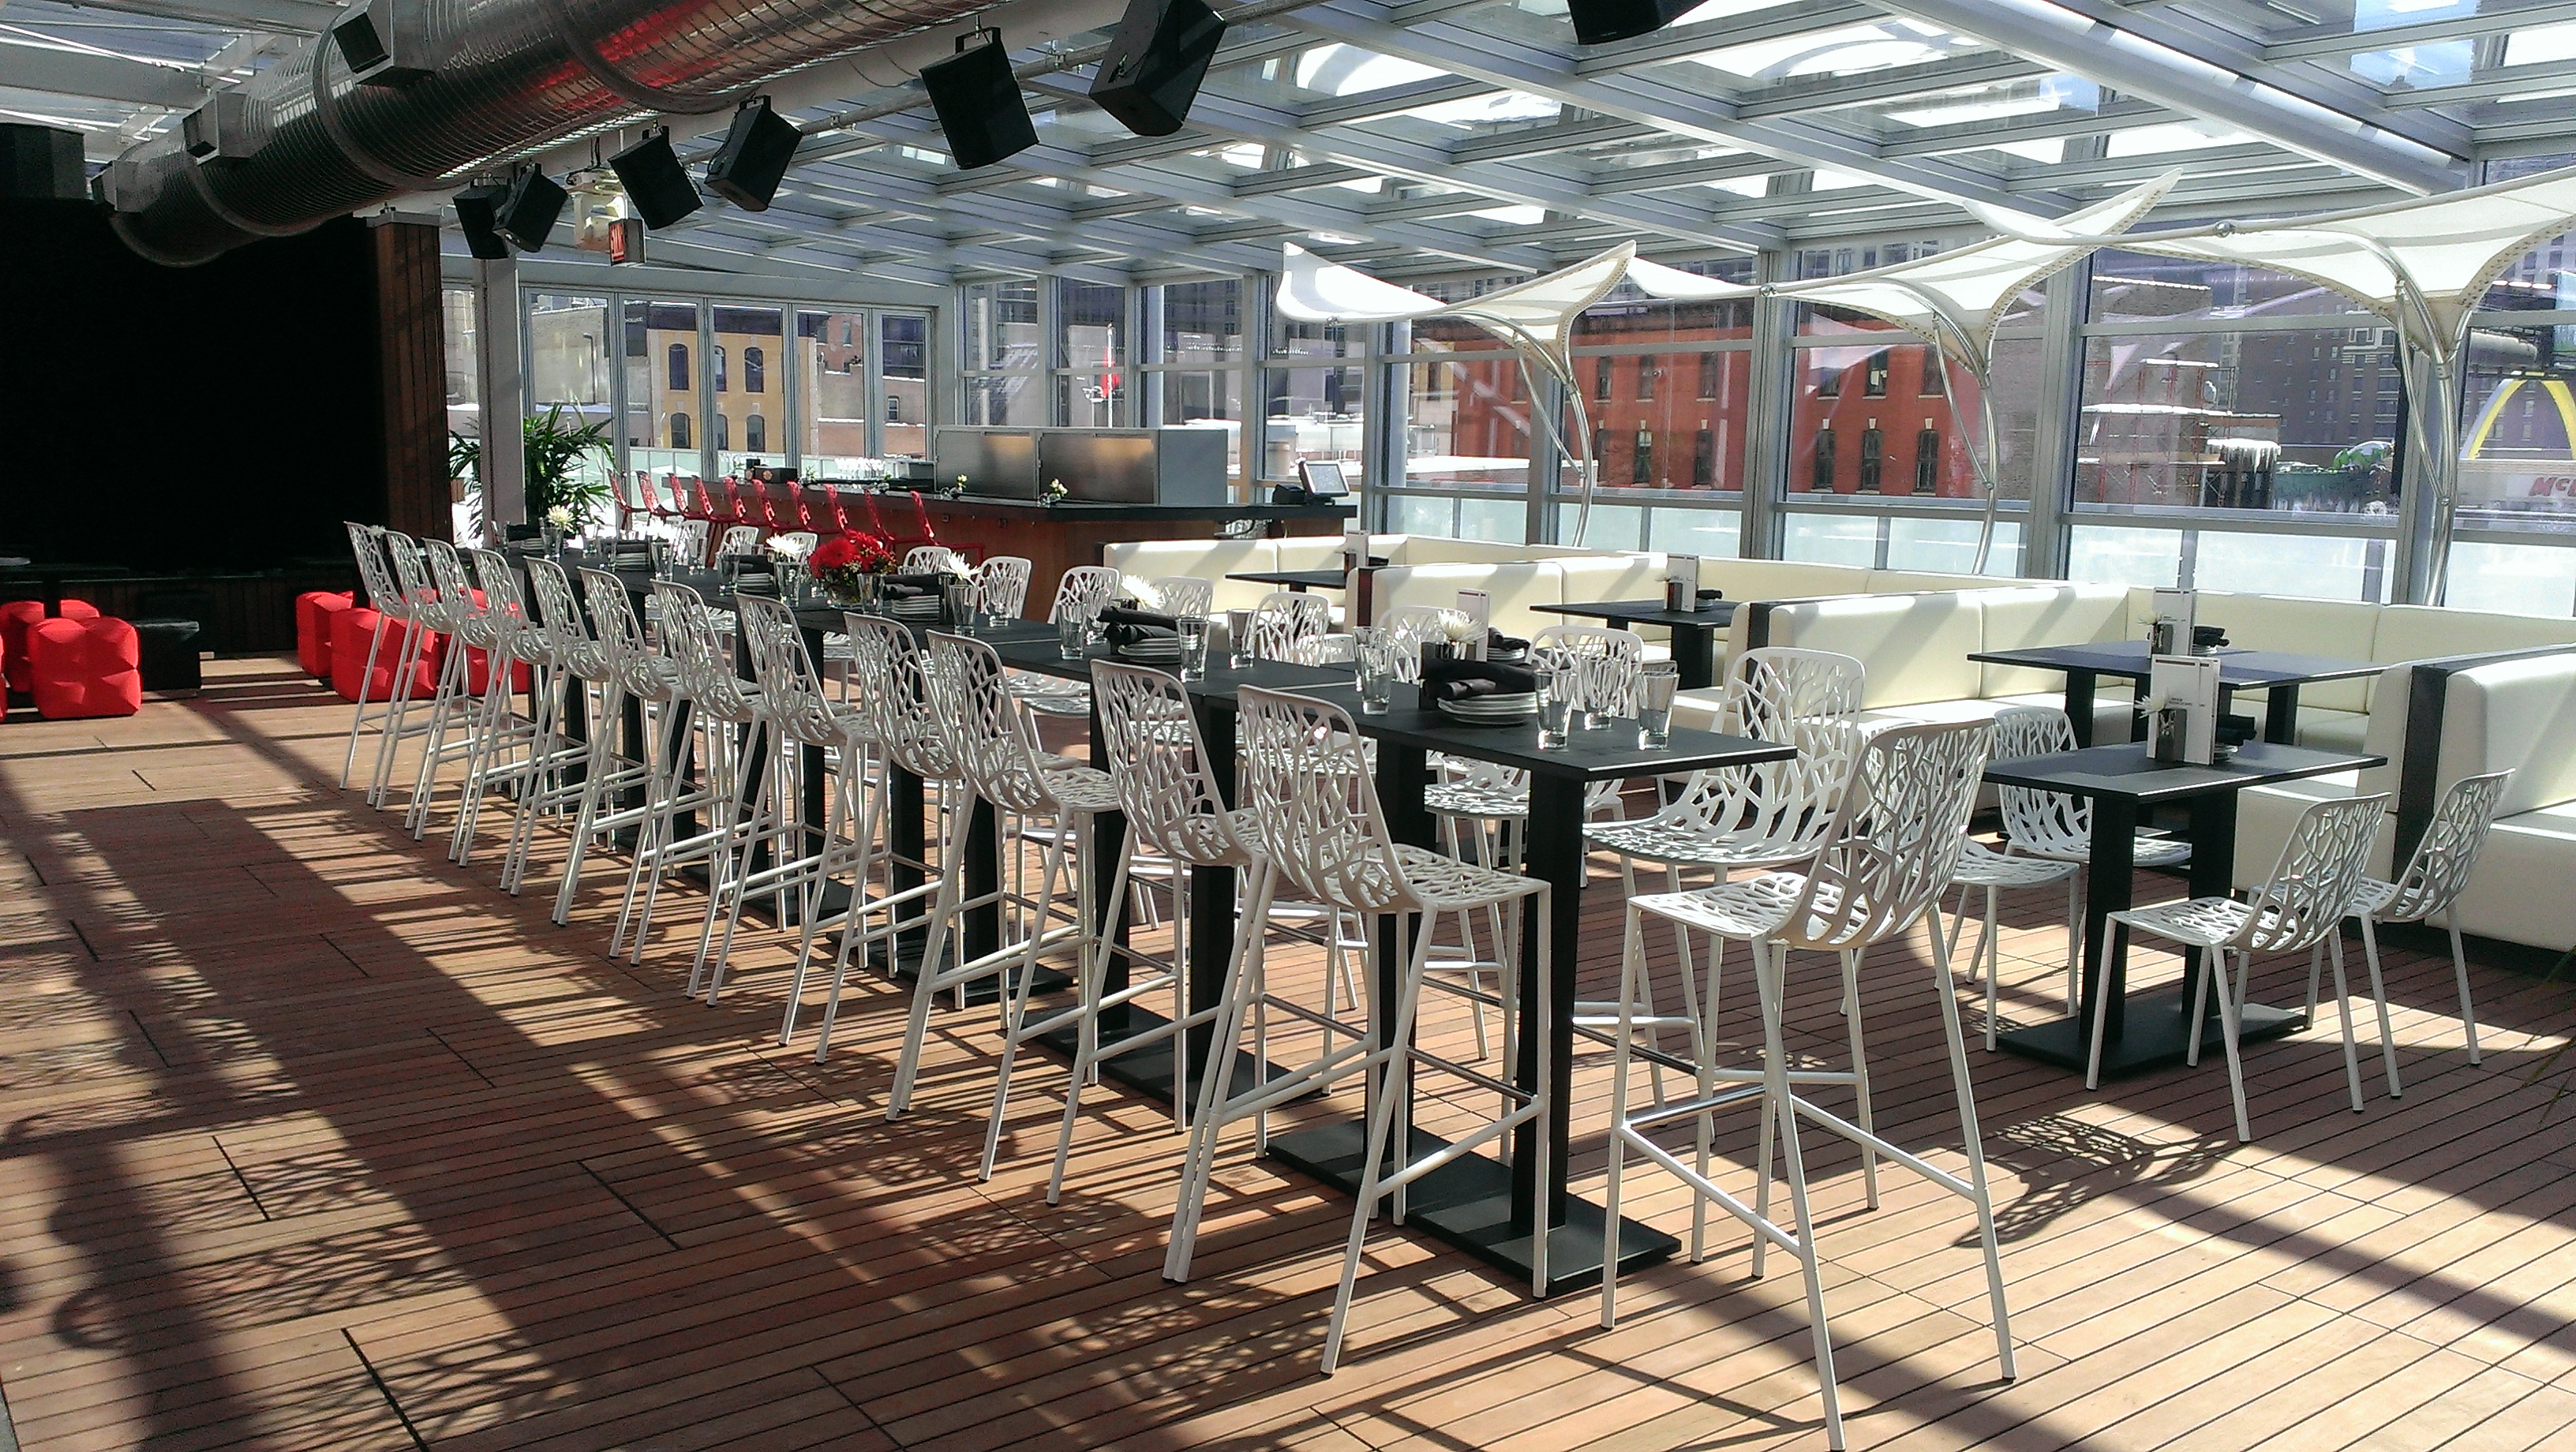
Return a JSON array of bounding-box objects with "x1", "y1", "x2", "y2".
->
[
  {"x1": 1225, "y1": 569, "x2": 1354, "y2": 590},
  {"x1": 1968, "y1": 638, "x2": 2382, "y2": 689},
  {"x1": 1534, "y1": 598, "x2": 1739, "y2": 629},
  {"x1": 1983, "y1": 741, "x2": 2384, "y2": 804}
]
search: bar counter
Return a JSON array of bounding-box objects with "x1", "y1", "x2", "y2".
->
[{"x1": 900, "y1": 494, "x2": 1355, "y2": 616}]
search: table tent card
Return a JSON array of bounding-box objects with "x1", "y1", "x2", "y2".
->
[{"x1": 2147, "y1": 653, "x2": 2222, "y2": 765}]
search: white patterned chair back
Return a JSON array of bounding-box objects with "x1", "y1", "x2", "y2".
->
[
  {"x1": 1051, "y1": 565, "x2": 1124, "y2": 623},
  {"x1": 1249, "y1": 591, "x2": 1331, "y2": 663},
  {"x1": 716, "y1": 525, "x2": 764, "y2": 558},
  {"x1": 1091, "y1": 661, "x2": 1252, "y2": 869},
  {"x1": 2379, "y1": 771, "x2": 2512, "y2": 924},
  {"x1": 579, "y1": 569, "x2": 674, "y2": 704},
  {"x1": 903, "y1": 544, "x2": 962, "y2": 574},
  {"x1": 422, "y1": 540, "x2": 495, "y2": 649},
  {"x1": 1726, "y1": 646, "x2": 1864, "y2": 743},
  {"x1": 1775, "y1": 719, "x2": 1992, "y2": 952},
  {"x1": 736, "y1": 597, "x2": 848, "y2": 748},
  {"x1": 843, "y1": 614, "x2": 957, "y2": 782},
  {"x1": 466, "y1": 549, "x2": 533, "y2": 666},
  {"x1": 774, "y1": 530, "x2": 819, "y2": 556},
  {"x1": 923, "y1": 632, "x2": 1061, "y2": 815},
  {"x1": 1532, "y1": 624, "x2": 1642, "y2": 660},
  {"x1": 975, "y1": 556, "x2": 1033, "y2": 619},
  {"x1": 523, "y1": 558, "x2": 602, "y2": 678},
  {"x1": 667, "y1": 518, "x2": 710, "y2": 567},
  {"x1": 1237, "y1": 686, "x2": 1413, "y2": 917},
  {"x1": 1377, "y1": 606, "x2": 1465, "y2": 682},
  {"x1": 651, "y1": 582, "x2": 758, "y2": 724},
  {"x1": 1148, "y1": 576, "x2": 1216, "y2": 619},
  {"x1": 346, "y1": 522, "x2": 401, "y2": 616},
  {"x1": 2240, "y1": 794, "x2": 2392, "y2": 955},
  {"x1": 1990, "y1": 705, "x2": 2091, "y2": 855},
  {"x1": 381, "y1": 532, "x2": 440, "y2": 629}
]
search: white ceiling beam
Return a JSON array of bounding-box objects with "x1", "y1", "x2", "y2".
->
[
  {"x1": 0, "y1": 39, "x2": 206, "y2": 109},
  {"x1": 32, "y1": 0, "x2": 341, "y2": 35}
]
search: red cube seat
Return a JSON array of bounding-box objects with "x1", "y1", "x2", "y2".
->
[
  {"x1": 3, "y1": 598, "x2": 99, "y2": 694},
  {"x1": 328, "y1": 608, "x2": 440, "y2": 703},
  {"x1": 298, "y1": 590, "x2": 356, "y2": 682},
  {"x1": 28, "y1": 616, "x2": 141, "y2": 720}
]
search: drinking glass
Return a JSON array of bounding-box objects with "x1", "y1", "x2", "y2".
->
[
  {"x1": 1225, "y1": 608, "x2": 1256, "y2": 668},
  {"x1": 1354, "y1": 629, "x2": 1395, "y2": 715},
  {"x1": 1636, "y1": 661, "x2": 1679, "y2": 748},
  {"x1": 1177, "y1": 615, "x2": 1209, "y2": 680},
  {"x1": 944, "y1": 578, "x2": 976, "y2": 632},
  {"x1": 1533, "y1": 666, "x2": 1574, "y2": 750},
  {"x1": 1058, "y1": 613, "x2": 1088, "y2": 661}
]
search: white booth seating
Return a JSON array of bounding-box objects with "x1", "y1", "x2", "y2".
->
[
  {"x1": 2233, "y1": 650, "x2": 2576, "y2": 952},
  {"x1": 2195, "y1": 595, "x2": 2576, "y2": 749},
  {"x1": 1101, "y1": 533, "x2": 1610, "y2": 616}
]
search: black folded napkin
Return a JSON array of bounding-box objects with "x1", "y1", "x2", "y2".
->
[
  {"x1": 1099, "y1": 605, "x2": 1179, "y2": 647},
  {"x1": 1423, "y1": 658, "x2": 1537, "y2": 704},
  {"x1": 1485, "y1": 627, "x2": 1530, "y2": 655},
  {"x1": 1697, "y1": 587, "x2": 1724, "y2": 611},
  {"x1": 881, "y1": 571, "x2": 945, "y2": 599}
]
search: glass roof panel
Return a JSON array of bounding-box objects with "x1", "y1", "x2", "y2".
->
[
  {"x1": 1684, "y1": 21, "x2": 1990, "y2": 84},
  {"x1": 1294, "y1": 45, "x2": 1447, "y2": 96}
]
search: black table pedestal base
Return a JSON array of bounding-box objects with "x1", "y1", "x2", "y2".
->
[
  {"x1": 1266, "y1": 1122, "x2": 1676, "y2": 1297},
  {"x1": 1029, "y1": 1006, "x2": 1297, "y2": 1107},
  {"x1": 1995, "y1": 993, "x2": 2308, "y2": 1076}
]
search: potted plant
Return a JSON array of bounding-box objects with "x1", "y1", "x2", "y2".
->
[
  {"x1": 448, "y1": 403, "x2": 613, "y2": 535},
  {"x1": 807, "y1": 530, "x2": 896, "y2": 608}
]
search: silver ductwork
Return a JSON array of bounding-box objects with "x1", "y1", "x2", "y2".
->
[{"x1": 107, "y1": 0, "x2": 1007, "y2": 265}]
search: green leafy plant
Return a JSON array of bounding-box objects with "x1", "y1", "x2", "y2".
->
[{"x1": 447, "y1": 404, "x2": 613, "y2": 522}]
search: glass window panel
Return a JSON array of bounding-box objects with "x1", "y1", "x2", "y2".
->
[
  {"x1": 2457, "y1": 321, "x2": 2576, "y2": 540},
  {"x1": 1155, "y1": 369, "x2": 1241, "y2": 480},
  {"x1": 1059, "y1": 279, "x2": 1125, "y2": 372},
  {"x1": 882, "y1": 313, "x2": 929, "y2": 458},
  {"x1": 1566, "y1": 350, "x2": 1752, "y2": 495},
  {"x1": 1057, "y1": 370, "x2": 1127, "y2": 428},
  {"x1": 624, "y1": 298, "x2": 699, "y2": 477},
  {"x1": 1555, "y1": 502, "x2": 1647, "y2": 552},
  {"x1": 1389, "y1": 492, "x2": 1457, "y2": 537},
  {"x1": 965, "y1": 280, "x2": 1040, "y2": 371},
  {"x1": 712, "y1": 304, "x2": 783, "y2": 477},
  {"x1": 1158, "y1": 279, "x2": 1241, "y2": 362},
  {"x1": 1408, "y1": 356, "x2": 1528, "y2": 492},
  {"x1": 2089, "y1": 249, "x2": 2373, "y2": 321},
  {"x1": 2195, "y1": 530, "x2": 2394, "y2": 602},
  {"x1": 968, "y1": 374, "x2": 1045, "y2": 426},
  {"x1": 2445, "y1": 540, "x2": 2576, "y2": 618},
  {"x1": 797, "y1": 309, "x2": 871, "y2": 475},
  {"x1": 1648, "y1": 506, "x2": 1743, "y2": 559},
  {"x1": 1886, "y1": 516, "x2": 2021, "y2": 577},
  {"x1": 2074, "y1": 327, "x2": 2403, "y2": 517},
  {"x1": 1571, "y1": 282, "x2": 1756, "y2": 346},
  {"x1": 444, "y1": 287, "x2": 477, "y2": 442},
  {"x1": 1456, "y1": 496, "x2": 1528, "y2": 544},
  {"x1": 1788, "y1": 337, "x2": 2028, "y2": 503},
  {"x1": 1279, "y1": 317, "x2": 1361, "y2": 360},
  {"x1": 1406, "y1": 314, "x2": 1519, "y2": 354},
  {"x1": 1783, "y1": 512, "x2": 1878, "y2": 566},
  {"x1": 1263, "y1": 365, "x2": 1365, "y2": 479},
  {"x1": 2069, "y1": 522, "x2": 2183, "y2": 589}
]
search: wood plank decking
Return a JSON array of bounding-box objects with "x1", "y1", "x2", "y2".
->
[{"x1": 0, "y1": 656, "x2": 2570, "y2": 1451}]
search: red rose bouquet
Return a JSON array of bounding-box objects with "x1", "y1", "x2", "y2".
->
[{"x1": 809, "y1": 530, "x2": 895, "y2": 600}]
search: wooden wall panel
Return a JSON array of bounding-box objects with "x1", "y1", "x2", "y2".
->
[{"x1": 371, "y1": 219, "x2": 451, "y2": 544}]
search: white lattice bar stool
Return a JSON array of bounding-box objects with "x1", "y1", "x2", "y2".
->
[
  {"x1": 400, "y1": 538, "x2": 500, "y2": 839},
  {"x1": 1949, "y1": 706, "x2": 2091, "y2": 1049},
  {"x1": 447, "y1": 549, "x2": 559, "y2": 867},
  {"x1": 1601, "y1": 719, "x2": 2012, "y2": 1452},
  {"x1": 336, "y1": 524, "x2": 411, "y2": 795},
  {"x1": 887, "y1": 634, "x2": 1121, "y2": 1158},
  {"x1": 2346, "y1": 769, "x2": 2511, "y2": 1076},
  {"x1": 364, "y1": 532, "x2": 445, "y2": 808},
  {"x1": 549, "y1": 568, "x2": 683, "y2": 926},
  {"x1": 1167, "y1": 686, "x2": 1552, "y2": 1375},
  {"x1": 1010, "y1": 565, "x2": 1124, "y2": 718},
  {"x1": 495, "y1": 559, "x2": 608, "y2": 896},
  {"x1": 2110, "y1": 792, "x2": 2391, "y2": 1138}
]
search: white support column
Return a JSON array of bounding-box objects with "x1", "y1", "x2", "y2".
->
[
  {"x1": 2021, "y1": 262, "x2": 2089, "y2": 580},
  {"x1": 1740, "y1": 248, "x2": 1793, "y2": 561},
  {"x1": 472, "y1": 255, "x2": 525, "y2": 540}
]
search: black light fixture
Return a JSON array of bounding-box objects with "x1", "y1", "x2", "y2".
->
[
  {"x1": 922, "y1": 28, "x2": 1039, "y2": 170},
  {"x1": 703, "y1": 96, "x2": 801, "y2": 211},
  {"x1": 451, "y1": 182, "x2": 511, "y2": 260},
  {"x1": 1564, "y1": 0, "x2": 1696, "y2": 46},
  {"x1": 494, "y1": 163, "x2": 567, "y2": 251},
  {"x1": 608, "y1": 126, "x2": 702, "y2": 228},
  {"x1": 1089, "y1": 0, "x2": 1227, "y2": 139}
]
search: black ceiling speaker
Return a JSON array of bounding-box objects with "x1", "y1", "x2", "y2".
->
[
  {"x1": 495, "y1": 164, "x2": 567, "y2": 251},
  {"x1": 452, "y1": 182, "x2": 511, "y2": 260},
  {"x1": 704, "y1": 96, "x2": 800, "y2": 211},
  {"x1": 923, "y1": 28, "x2": 1039, "y2": 170},
  {"x1": 0, "y1": 123, "x2": 85, "y2": 201},
  {"x1": 1090, "y1": 0, "x2": 1228, "y2": 139},
  {"x1": 1564, "y1": 0, "x2": 1695, "y2": 45},
  {"x1": 608, "y1": 126, "x2": 701, "y2": 228}
]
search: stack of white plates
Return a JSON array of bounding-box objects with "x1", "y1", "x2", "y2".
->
[
  {"x1": 889, "y1": 595, "x2": 942, "y2": 619},
  {"x1": 1436, "y1": 691, "x2": 1537, "y2": 724},
  {"x1": 1115, "y1": 635, "x2": 1184, "y2": 661}
]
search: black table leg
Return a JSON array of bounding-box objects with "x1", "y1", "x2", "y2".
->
[
  {"x1": 1998, "y1": 796, "x2": 2134, "y2": 1069},
  {"x1": 2065, "y1": 669, "x2": 2098, "y2": 747},
  {"x1": 886, "y1": 763, "x2": 927, "y2": 967},
  {"x1": 964, "y1": 798, "x2": 1000, "y2": 964},
  {"x1": 2263, "y1": 683, "x2": 2301, "y2": 745},
  {"x1": 1671, "y1": 623, "x2": 1716, "y2": 692}
]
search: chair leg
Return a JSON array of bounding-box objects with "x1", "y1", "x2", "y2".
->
[
  {"x1": 1924, "y1": 892, "x2": 2018, "y2": 1383},
  {"x1": 2211, "y1": 949, "x2": 2252, "y2": 1142},
  {"x1": 2357, "y1": 914, "x2": 2402, "y2": 1099},
  {"x1": 2063, "y1": 875, "x2": 2082, "y2": 1016},
  {"x1": 339, "y1": 615, "x2": 389, "y2": 788},
  {"x1": 2327, "y1": 934, "x2": 2365, "y2": 1114},
  {"x1": 1166, "y1": 867, "x2": 1275, "y2": 1283},
  {"x1": 886, "y1": 858, "x2": 962, "y2": 1119},
  {"x1": 2450, "y1": 922, "x2": 2482, "y2": 1065},
  {"x1": 1323, "y1": 920, "x2": 1436, "y2": 1375},
  {"x1": 979, "y1": 820, "x2": 1071, "y2": 1181},
  {"x1": 1754, "y1": 940, "x2": 1844, "y2": 1451},
  {"x1": 1840, "y1": 948, "x2": 1878, "y2": 1211}
]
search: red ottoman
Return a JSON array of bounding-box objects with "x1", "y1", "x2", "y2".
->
[
  {"x1": 297, "y1": 590, "x2": 356, "y2": 683},
  {"x1": 328, "y1": 609, "x2": 440, "y2": 703},
  {"x1": 4, "y1": 599, "x2": 100, "y2": 694},
  {"x1": 28, "y1": 616, "x2": 142, "y2": 720}
]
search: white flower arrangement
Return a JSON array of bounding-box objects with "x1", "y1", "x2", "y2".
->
[
  {"x1": 544, "y1": 503, "x2": 578, "y2": 531},
  {"x1": 1121, "y1": 575, "x2": 1165, "y2": 611},
  {"x1": 942, "y1": 553, "x2": 975, "y2": 579},
  {"x1": 763, "y1": 533, "x2": 812, "y2": 559},
  {"x1": 1440, "y1": 611, "x2": 1481, "y2": 643}
]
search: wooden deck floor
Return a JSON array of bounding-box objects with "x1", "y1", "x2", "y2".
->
[{"x1": 2, "y1": 656, "x2": 2573, "y2": 1451}]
